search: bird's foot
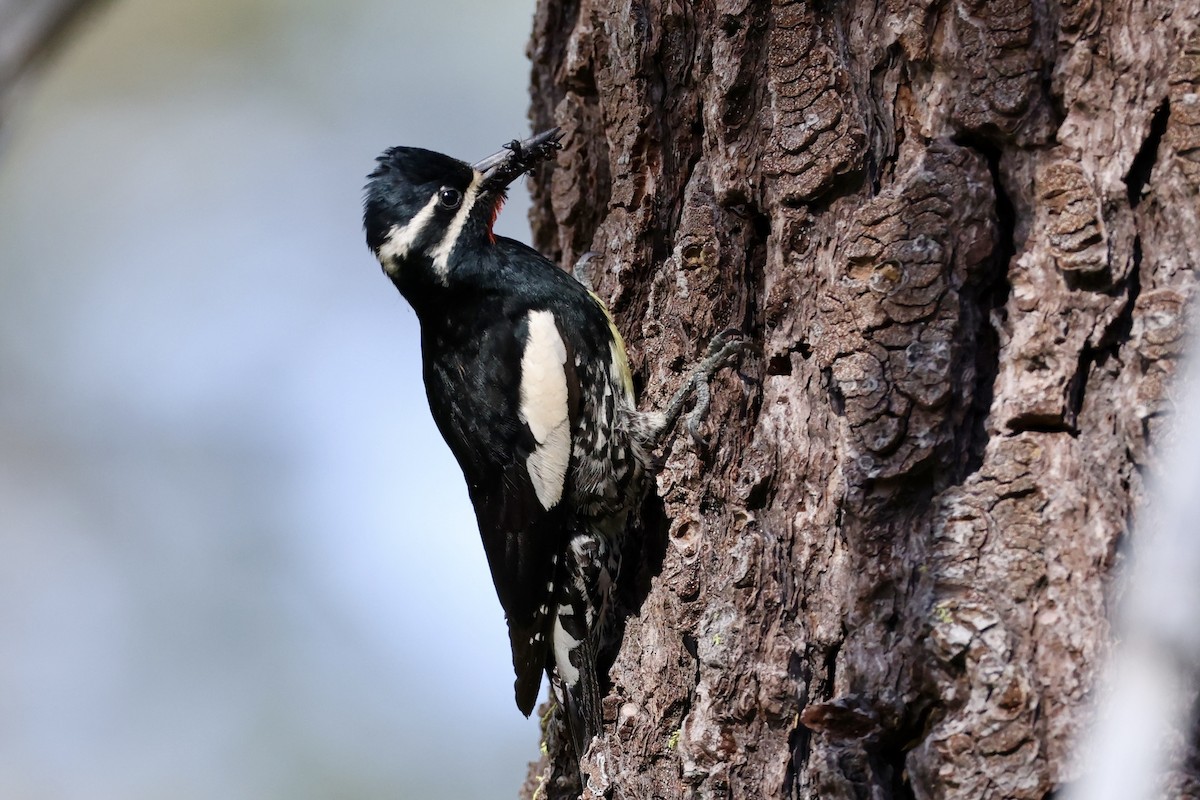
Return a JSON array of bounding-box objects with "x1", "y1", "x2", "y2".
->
[{"x1": 650, "y1": 328, "x2": 754, "y2": 449}]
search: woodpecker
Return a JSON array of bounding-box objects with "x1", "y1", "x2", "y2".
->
[{"x1": 363, "y1": 129, "x2": 745, "y2": 757}]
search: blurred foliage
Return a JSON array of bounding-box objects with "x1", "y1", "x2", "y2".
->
[{"x1": 0, "y1": 0, "x2": 540, "y2": 797}]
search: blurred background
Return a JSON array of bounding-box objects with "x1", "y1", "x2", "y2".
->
[{"x1": 0, "y1": 1, "x2": 542, "y2": 797}]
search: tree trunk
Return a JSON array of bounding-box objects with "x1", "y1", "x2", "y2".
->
[{"x1": 521, "y1": 1, "x2": 1200, "y2": 798}]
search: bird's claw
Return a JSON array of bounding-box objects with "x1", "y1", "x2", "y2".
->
[
  {"x1": 705, "y1": 328, "x2": 751, "y2": 359},
  {"x1": 685, "y1": 332, "x2": 753, "y2": 446},
  {"x1": 686, "y1": 380, "x2": 713, "y2": 445},
  {"x1": 650, "y1": 329, "x2": 754, "y2": 450}
]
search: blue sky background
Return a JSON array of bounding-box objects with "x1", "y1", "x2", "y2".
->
[{"x1": 0, "y1": 1, "x2": 543, "y2": 796}]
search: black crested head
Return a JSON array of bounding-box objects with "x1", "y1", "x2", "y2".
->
[
  {"x1": 362, "y1": 131, "x2": 563, "y2": 290},
  {"x1": 363, "y1": 146, "x2": 473, "y2": 255},
  {"x1": 368, "y1": 146, "x2": 469, "y2": 186}
]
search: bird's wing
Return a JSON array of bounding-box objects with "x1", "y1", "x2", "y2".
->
[{"x1": 425, "y1": 307, "x2": 581, "y2": 715}]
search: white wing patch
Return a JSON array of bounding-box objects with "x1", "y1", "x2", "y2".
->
[
  {"x1": 551, "y1": 609, "x2": 581, "y2": 685},
  {"x1": 429, "y1": 170, "x2": 483, "y2": 281},
  {"x1": 377, "y1": 193, "x2": 440, "y2": 274},
  {"x1": 519, "y1": 310, "x2": 571, "y2": 510}
]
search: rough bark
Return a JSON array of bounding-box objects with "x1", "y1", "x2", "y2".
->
[{"x1": 521, "y1": 1, "x2": 1200, "y2": 799}]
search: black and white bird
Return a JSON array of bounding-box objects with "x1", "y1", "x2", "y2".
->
[{"x1": 363, "y1": 129, "x2": 743, "y2": 756}]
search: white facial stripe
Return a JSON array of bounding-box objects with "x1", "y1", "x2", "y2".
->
[
  {"x1": 429, "y1": 170, "x2": 484, "y2": 280},
  {"x1": 377, "y1": 193, "x2": 440, "y2": 273},
  {"x1": 519, "y1": 310, "x2": 571, "y2": 510}
]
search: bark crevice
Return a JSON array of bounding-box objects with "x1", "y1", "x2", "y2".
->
[{"x1": 1125, "y1": 97, "x2": 1171, "y2": 209}]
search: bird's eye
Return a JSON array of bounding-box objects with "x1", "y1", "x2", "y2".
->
[{"x1": 438, "y1": 187, "x2": 463, "y2": 210}]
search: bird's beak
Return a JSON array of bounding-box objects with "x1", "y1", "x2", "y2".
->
[{"x1": 473, "y1": 128, "x2": 564, "y2": 190}]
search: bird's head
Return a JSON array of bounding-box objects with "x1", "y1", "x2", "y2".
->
[{"x1": 363, "y1": 129, "x2": 562, "y2": 286}]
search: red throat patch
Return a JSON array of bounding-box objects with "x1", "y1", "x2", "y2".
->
[{"x1": 488, "y1": 194, "x2": 506, "y2": 244}]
